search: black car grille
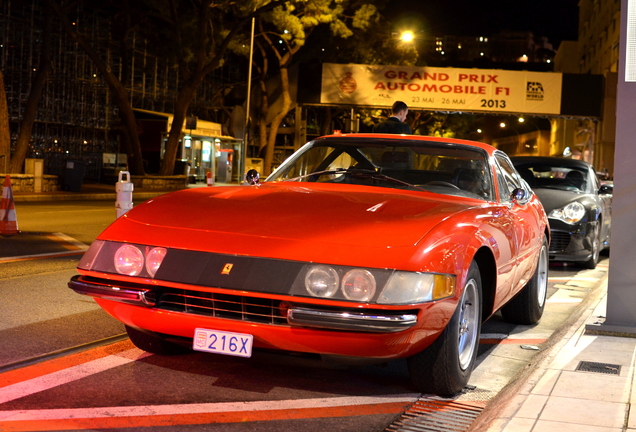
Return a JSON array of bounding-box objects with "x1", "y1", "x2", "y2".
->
[
  {"x1": 156, "y1": 289, "x2": 289, "y2": 325},
  {"x1": 549, "y1": 231, "x2": 571, "y2": 253}
]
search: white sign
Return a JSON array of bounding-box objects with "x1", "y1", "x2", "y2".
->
[{"x1": 321, "y1": 63, "x2": 563, "y2": 115}]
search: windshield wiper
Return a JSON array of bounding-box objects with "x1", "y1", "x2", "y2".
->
[{"x1": 283, "y1": 168, "x2": 425, "y2": 190}]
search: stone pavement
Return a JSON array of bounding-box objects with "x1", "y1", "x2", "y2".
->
[{"x1": 480, "y1": 277, "x2": 636, "y2": 432}]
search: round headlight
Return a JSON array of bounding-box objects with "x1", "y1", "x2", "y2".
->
[
  {"x1": 341, "y1": 269, "x2": 376, "y2": 302},
  {"x1": 550, "y1": 201, "x2": 586, "y2": 224},
  {"x1": 145, "y1": 247, "x2": 167, "y2": 277},
  {"x1": 305, "y1": 265, "x2": 339, "y2": 298},
  {"x1": 562, "y1": 201, "x2": 586, "y2": 223},
  {"x1": 114, "y1": 244, "x2": 144, "y2": 276}
]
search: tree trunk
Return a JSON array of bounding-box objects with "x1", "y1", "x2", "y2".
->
[
  {"x1": 0, "y1": 71, "x2": 10, "y2": 174},
  {"x1": 264, "y1": 67, "x2": 292, "y2": 175},
  {"x1": 159, "y1": 79, "x2": 199, "y2": 175},
  {"x1": 9, "y1": 9, "x2": 53, "y2": 174},
  {"x1": 9, "y1": 62, "x2": 52, "y2": 174}
]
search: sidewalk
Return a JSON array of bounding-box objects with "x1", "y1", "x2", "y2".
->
[{"x1": 482, "y1": 277, "x2": 636, "y2": 432}]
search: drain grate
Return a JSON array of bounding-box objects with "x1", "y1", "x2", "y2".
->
[
  {"x1": 386, "y1": 397, "x2": 485, "y2": 432},
  {"x1": 576, "y1": 361, "x2": 621, "y2": 375}
]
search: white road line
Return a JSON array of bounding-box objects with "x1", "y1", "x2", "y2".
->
[
  {"x1": 0, "y1": 349, "x2": 150, "y2": 406},
  {"x1": 0, "y1": 250, "x2": 84, "y2": 262},
  {"x1": 0, "y1": 394, "x2": 420, "y2": 421},
  {"x1": 51, "y1": 232, "x2": 89, "y2": 250}
]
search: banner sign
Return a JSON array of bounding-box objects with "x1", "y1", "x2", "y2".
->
[{"x1": 321, "y1": 63, "x2": 563, "y2": 115}]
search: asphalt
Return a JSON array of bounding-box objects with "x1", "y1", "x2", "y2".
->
[
  {"x1": 2, "y1": 182, "x2": 632, "y2": 431},
  {"x1": 2, "y1": 181, "x2": 212, "y2": 260}
]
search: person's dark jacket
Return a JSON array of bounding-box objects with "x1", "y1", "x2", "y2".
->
[{"x1": 372, "y1": 117, "x2": 412, "y2": 134}]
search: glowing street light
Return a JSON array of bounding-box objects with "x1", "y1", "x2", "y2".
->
[{"x1": 400, "y1": 30, "x2": 415, "y2": 43}]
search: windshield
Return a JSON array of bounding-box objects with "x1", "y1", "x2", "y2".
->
[
  {"x1": 266, "y1": 138, "x2": 493, "y2": 200},
  {"x1": 515, "y1": 163, "x2": 590, "y2": 193}
]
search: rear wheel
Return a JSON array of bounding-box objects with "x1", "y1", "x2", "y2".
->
[
  {"x1": 126, "y1": 325, "x2": 189, "y2": 355},
  {"x1": 407, "y1": 262, "x2": 482, "y2": 396},
  {"x1": 501, "y1": 236, "x2": 548, "y2": 325}
]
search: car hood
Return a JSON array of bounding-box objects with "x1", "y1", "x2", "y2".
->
[
  {"x1": 533, "y1": 188, "x2": 589, "y2": 213},
  {"x1": 108, "y1": 183, "x2": 479, "y2": 250}
]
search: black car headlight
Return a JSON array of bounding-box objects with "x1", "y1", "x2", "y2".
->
[{"x1": 549, "y1": 201, "x2": 585, "y2": 224}]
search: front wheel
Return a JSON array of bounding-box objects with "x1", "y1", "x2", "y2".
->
[
  {"x1": 501, "y1": 236, "x2": 548, "y2": 325},
  {"x1": 583, "y1": 224, "x2": 601, "y2": 269},
  {"x1": 407, "y1": 262, "x2": 482, "y2": 396}
]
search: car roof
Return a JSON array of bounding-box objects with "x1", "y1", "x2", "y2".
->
[
  {"x1": 510, "y1": 156, "x2": 593, "y2": 169},
  {"x1": 315, "y1": 134, "x2": 498, "y2": 155}
]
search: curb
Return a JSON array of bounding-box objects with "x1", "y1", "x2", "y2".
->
[{"x1": 13, "y1": 191, "x2": 173, "y2": 202}]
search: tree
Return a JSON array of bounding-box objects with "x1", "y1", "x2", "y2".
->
[
  {"x1": 249, "y1": 0, "x2": 380, "y2": 174},
  {"x1": 140, "y1": 0, "x2": 288, "y2": 176}
]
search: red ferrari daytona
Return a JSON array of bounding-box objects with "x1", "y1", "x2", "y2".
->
[{"x1": 69, "y1": 134, "x2": 549, "y2": 396}]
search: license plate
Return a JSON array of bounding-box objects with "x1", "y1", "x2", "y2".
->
[{"x1": 193, "y1": 328, "x2": 253, "y2": 358}]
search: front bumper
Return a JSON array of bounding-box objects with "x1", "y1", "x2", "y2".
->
[
  {"x1": 69, "y1": 275, "x2": 447, "y2": 359},
  {"x1": 548, "y1": 220, "x2": 597, "y2": 262}
]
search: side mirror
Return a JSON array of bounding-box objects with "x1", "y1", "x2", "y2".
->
[
  {"x1": 599, "y1": 184, "x2": 613, "y2": 195},
  {"x1": 511, "y1": 187, "x2": 527, "y2": 202},
  {"x1": 245, "y1": 169, "x2": 260, "y2": 186}
]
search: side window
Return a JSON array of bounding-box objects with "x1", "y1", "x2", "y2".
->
[{"x1": 494, "y1": 153, "x2": 523, "y2": 202}]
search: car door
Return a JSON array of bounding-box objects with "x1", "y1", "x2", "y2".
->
[{"x1": 492, "y1": 152, "x2": 543, "y2": 304}]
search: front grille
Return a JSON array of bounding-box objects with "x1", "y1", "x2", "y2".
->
[
  {"x1": 549, "y1": 230, "x2": 571, "y2": 252},
  {"x1": 155, "y1": 288, "x2": 419, "y2": 331},
  {"x1": 157, "y1": 289, "x2": 288, "y2": 325}
]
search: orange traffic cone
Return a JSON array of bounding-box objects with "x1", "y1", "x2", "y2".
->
[{"x1": 1, "y1": 175, "x2": 19, "y2": 236}]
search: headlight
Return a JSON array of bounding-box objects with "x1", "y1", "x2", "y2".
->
[
  {"x1": 378, "y1": 272, "x2": 456, "y2": 304},
  {"x1": 145, "y1": 247, "x2": 167, "y2": 277},
  {"x1": 305, "y1": 265, "x2": 339, "y2": 298},
  {"x1": 341, "y1": 269, "x2": 376, "y2": 302},
  {"x1": 114, "y1": 245, "x2": 144, "y2": 276},
  {"x1": 549, "y1": 201, "x2": 586, "y2": 224}
]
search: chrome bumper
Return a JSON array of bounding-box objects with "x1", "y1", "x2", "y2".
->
[
  {"x1": 68, "y1": 275, "x2": 155, "y2": 306},
  {"x1": 287, "y1": 307, "x2": 418, "y2": 333}
]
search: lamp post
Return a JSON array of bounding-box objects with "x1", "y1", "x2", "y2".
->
[{"x1": 241, "y1": 17, "x2": 256, "y2": 183}]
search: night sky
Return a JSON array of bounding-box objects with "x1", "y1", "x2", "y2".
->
[{"x1": 385, "y1": 0, "x2": 580, "y2": 48}]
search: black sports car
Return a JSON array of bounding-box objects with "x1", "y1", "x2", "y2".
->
[{"x1": 511, "y1": 156, "x2": 611, "y2": 269}]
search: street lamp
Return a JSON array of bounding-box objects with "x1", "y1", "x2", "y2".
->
[{"x1": 400, "y1": 30, "x2": 415, "y2": 43}]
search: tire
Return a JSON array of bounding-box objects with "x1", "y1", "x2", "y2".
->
[
  {"x1": 407, "y1": 262, "x2": 482, "y2": 396},
  {"x1": 583, "y1": 224, "x2": 601, "y2": 269},
  {"x1": 501, "y1": 236, "x2": 548, "y2": 325},
  {"x1": 126, "y1": 325, "x2": 189, "y2": 355}
]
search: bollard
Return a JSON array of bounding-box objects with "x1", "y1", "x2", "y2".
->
[
  {"x1": 116, "y1": 171, "x2": 134, "y2": 218},
  {"x1": 206, "y1": 170, "x2": 214, "y2": 186}
]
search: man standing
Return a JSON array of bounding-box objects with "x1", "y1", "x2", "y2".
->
[{"x1": 372, "y1": 101, "x2": 412, "y2": 134}]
